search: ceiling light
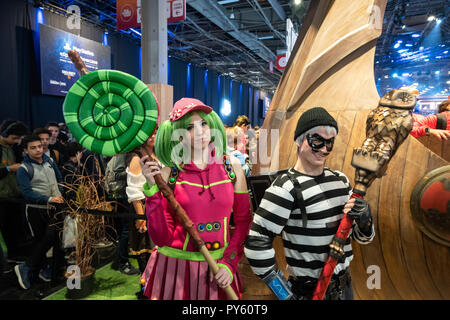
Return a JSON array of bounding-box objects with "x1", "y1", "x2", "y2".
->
[
  {"x1": 294, "y1": 0, "x2": 302, "y2": 5},
  {"x1": 427, "y1": 15, "x2": 435, "y2": 21},
  {"x1": 258, "y1": 35, "x2": 274, "y2": 40},
  {"x1": 130, "y1": 28, "x2": 141, "y2": 36},
  {"x1": 217, "y1": 0, "x2": 239, "y2": 5},
  {"x1": 221, "y1": 99, "x2": 231, "y2": 117}
]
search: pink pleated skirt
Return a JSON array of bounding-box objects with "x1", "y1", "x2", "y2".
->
[{"x1": 140, "y1": 247, "x2": 244, "y2": 300}]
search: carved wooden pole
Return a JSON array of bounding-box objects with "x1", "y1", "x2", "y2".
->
[{"x1": 312, "y1": 88, "x2": 417, "y2": 300}]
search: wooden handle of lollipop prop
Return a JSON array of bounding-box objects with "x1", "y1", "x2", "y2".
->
[
  {"x1": 141, "y1": 156, "x2": 239, "y2": 301},
  {"x1": 66, "y1": 51, "x2": 237, "y2": 300},
  {"x1": 68, "y1": 50, "x2": 89, "y2": 76}
]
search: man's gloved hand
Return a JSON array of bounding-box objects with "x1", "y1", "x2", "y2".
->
[{"x1": 346, "y1": 198, "x2": 372, "y2": 235}]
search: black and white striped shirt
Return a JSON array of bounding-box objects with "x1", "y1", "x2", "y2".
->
[{"x1": 244, "y1": 168, "x2": 374, "y2": 281}]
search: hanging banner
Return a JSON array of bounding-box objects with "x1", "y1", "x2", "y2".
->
[
  {"x1": 168, "y1": 0, "x2": 186, "y2": 23},
  {"x1": 117, "y1": 0, "x2": 185, "y2": 30},
  {"x1": 116, "y1": 0, "x2": 141, "y2": 31},
  {"x1": 276, "y1": 54, "x2": 287, "y2": 70}
]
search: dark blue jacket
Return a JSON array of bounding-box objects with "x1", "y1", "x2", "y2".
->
[{"x1": 16, "y1": 154, "x2": 63, "y2": 204}]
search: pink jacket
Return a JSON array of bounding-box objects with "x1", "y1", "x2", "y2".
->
[{"x1": 144, "y1": 154, "x2": 252, "y2": 277}]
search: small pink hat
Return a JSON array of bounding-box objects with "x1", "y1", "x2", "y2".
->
[{"x1": 168, "y1": 98, "x2": 213, "y2": 122}]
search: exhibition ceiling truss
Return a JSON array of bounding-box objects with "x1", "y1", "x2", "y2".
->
[
  {"x1": 377, "y1": 0, "x2": 449, "y2": 61},
  {"x1": 376, "y1": 0, "x2": 449, "y2": 96},
  {"x1": 38, "y1": 0, "x2": 449, "y2": 92}
]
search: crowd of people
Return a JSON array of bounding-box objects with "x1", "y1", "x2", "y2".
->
[
  {"x1": 0, "y1": 120, "x2": 152, "y2": 290},
  {"x1": 0, "y1": 96, "x2": 448, "y2": 299},
  {"x1": 0, "y1": 111, "x2": 261, "y2": 294}
]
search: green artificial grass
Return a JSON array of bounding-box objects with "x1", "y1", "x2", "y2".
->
[{"x1": 44, "y1": 259, "x2": 141, "y2": 300}]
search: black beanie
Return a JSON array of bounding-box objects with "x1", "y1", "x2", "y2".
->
[{"x1": 293, "y1": 107, "x2": 338, "y2": 141}]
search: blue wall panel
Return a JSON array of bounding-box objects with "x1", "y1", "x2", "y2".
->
[
  {"x1": 206, "y1": 70, "x2": 219, "y2": 114},
  {"x1": 192, "y1": 65, "x2": 206, "y2": 101},
  {"x1": 168, "y1": 58, "x2": 188, "y2": 103}
]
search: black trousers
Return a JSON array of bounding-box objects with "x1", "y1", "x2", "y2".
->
[
  {"x1": 289, "y1": 269, "x2": 354, "y2": 300},
  {"x1": 25, "y1": 206, "x2": 64, "y2": 272},
  {"x1": 112, "y1": 198, "x2": 132, "y2": 266},
  {"x1": 0, "y1": 198, "x2": 30, "y2": 258},
  {"x1": 128, "y1": 200, "x2": 153, "y2": 272}
]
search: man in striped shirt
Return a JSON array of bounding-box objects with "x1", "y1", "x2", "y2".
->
[{"x1": 244, "y1": 107, "x2": 374, "y2": 300}]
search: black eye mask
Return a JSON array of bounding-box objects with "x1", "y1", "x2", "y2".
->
[{"x1": 306, "y1": 133, "x2": 335, "y2": 152}]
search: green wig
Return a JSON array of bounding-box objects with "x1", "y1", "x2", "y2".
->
[{"x1": 154, "y1": 110, "x2": 226, "y2": 170}]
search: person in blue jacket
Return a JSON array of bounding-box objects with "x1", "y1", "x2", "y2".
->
[{"x1": 14, "y1": 134, "x2": 65, "y2": 289}]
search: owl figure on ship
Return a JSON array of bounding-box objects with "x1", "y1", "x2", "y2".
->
[{"x1": 352, "y1": 86, "x2": 419, "y2": 193}]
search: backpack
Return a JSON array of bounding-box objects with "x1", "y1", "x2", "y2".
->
[
  {"x1": 22, "y1": 157, "x2": 59, "y2": 181},
  {"x1": 0, "y1": 145, "x2": 23, "y2": 198},
  {"x1": 103, "y1": 154, "x2": 128, "y2": 198}
]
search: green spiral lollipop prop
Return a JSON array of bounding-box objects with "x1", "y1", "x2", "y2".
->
[{"x1": 63, "y1": 69, "x2": 158, "y2": 156}]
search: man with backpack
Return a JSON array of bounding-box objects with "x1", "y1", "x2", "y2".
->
[
  {"x1": 104, "y1": 154, "x2": 139, "y2": 275},
  {"x1": 244, "y1": 107, "x2": 375, "y2": 300},
  {"x1": 14, "y1": 135, "x2": 65, "y2": 289}
]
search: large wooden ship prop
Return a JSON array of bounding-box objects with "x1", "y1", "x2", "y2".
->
[{"x1": 240, "y1": 0, "x2": 449, "y2": 300}]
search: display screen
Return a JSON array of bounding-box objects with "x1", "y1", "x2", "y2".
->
[{"x1": 39, "y1": 24, "x2": 111, "y2": 96}]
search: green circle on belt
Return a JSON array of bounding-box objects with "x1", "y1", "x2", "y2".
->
[{"x1": 63, "y1": 70, "x2": 158, "y2": 156}]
